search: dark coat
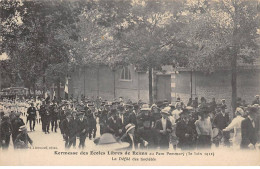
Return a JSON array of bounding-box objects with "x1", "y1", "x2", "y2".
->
[
  {"x1": 1, "y1": 121, "x2": 12, "y2": 139},
  {"x1": 154, "y1": 118, "x2": 172, "y2": 148},
  {"x1": 15, "y1": 132, "x2": 33, "y2": 149},
  {"x1": 213, "y1": 113, "x2": 229, "y2": 130},
  {"x1": 176, "y1": 120, "x2": 196, "y2": 149},
  {"x1": 27, "y1": 107, "x2": 37, "y2": 119},
  {"x1": 60, "y1": 118, "x2": 70, "y2": 136},
  {"x1": 241, "y1": 117, "x2": 257, "y2": 148},
  {"x1": 77, "y1": 118, "x2": 88, "y2": 136},
  {"x1": 69, "y1": 118, "x2": 78, "y2": 136},
  {"x1": 123, "y1": 111, "x2": 137, "y2": 127},
  {"x1": 137, "y1": 127, "x2": 157, "y2": 149},
  {"x1": 11, "y1": 117, "x2": 25, "y2": 136}
]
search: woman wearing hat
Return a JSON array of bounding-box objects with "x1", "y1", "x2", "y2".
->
[
  {"x1": 223, "y1": 107, "x2": 245, "y2": 149},
  {"x1": 195, "y1": 108, "x2": 213, "y2": 149}
]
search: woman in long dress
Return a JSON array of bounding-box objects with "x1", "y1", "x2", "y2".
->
[{"x1": 223, "y1": 107, "x2": 245, "y2": 149}]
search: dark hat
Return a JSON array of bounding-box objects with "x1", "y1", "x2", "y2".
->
[
  {"x1": 78, "y1": 112, "x2": 85, "y2": 116},
  {"x1": 156, "y1": 101, "x2": 164, "y2": 108}
]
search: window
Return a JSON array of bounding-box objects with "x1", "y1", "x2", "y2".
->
[{"x1": 120, "y1": 66, "x2": 131, "y2": 80}]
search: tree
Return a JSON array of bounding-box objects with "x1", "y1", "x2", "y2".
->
[
  {"x1": 1, "y1": 0, "x2": 85, "y2": 98},
  {"x1": 179, "y1": 0, "x2": 259, "y2": 113},
  {"x1": 115, "y1": 0, "x2": 186, "y2": 104}
]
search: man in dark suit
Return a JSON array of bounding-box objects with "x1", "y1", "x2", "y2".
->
[
  {"x1": 39, "y1": 101, "x2": 47, "y2": 132},
  {"x1": 241, "y1": 107, "x2": 258, "y2": 149},
  {"x1": 77, "y1": 111, "x2": 88, "y2": 149},
  {"x1": 60, "y1": 112, "x2": 71, "y2": 148},
  {"x1": 27, "y1": 103, "x2": 37, "y2": 131},
  {"x1": 87, "y1": 104, "x2": 97, "y2": 140},
  {"x1": 155, "y1": 108, "x2": 172, "y2": 149},
  {"x1": 213, "y1": 105, "x2": 230, "y2": 147},
  {"x1": 50, "y1": 102, "x2": 58, "y2": 132},
  {"x1": 68, "y1": 111, "x2": 78, "y2": 148},
  {"x1": 176, "y1": 110, "x2": 196, "y2": 150}
]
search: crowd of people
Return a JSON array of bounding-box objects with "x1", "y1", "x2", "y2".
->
[{"x1": 0, "y1": 95, "x2": 259, "y2": 151}]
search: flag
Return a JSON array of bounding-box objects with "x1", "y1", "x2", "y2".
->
[{"x1": 64, "y1": 76, "x2": 69, "y2": 100}]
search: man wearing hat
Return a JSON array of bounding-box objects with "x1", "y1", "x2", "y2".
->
[
  {"x1": 86, "y1": 104, "x2": 97, "y2": 140},
  {"x1": 60, "y1": 111, "x2": 72, "y2": 148},
  {"x1": 176, "y1": 109, "x2": 196, "y2": 150},
  {"x1": 27, "y1": 103, "x2": 37, "y2": 131},
  {"x1": 213, "y1": 104, "x2": 230, "y2": 147},
  {"x1": 106, "y1": 109, "x2": 123, "y2": 137},
  {"x1": 241, "y1": 106, "x2": 258, "y2": 149},
  {"x1": 77, "y1": 111, "x2": 88, "y2": 149},
  {"x1": 155, "y1": 108, "x2": 172, "y2": 149}
]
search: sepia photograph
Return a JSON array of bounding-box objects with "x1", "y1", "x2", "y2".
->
[{"x1": 0, "y1": 0, "x2": 260, "y2": 166}]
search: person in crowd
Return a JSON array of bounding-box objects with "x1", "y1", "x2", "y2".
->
[
  {"x1": 99, "y1": 102, "x2": 109, "y2": 135},
  {"x1": 0, "y1": 115, "x2": 12, "y2": 149},
  {"x1": 252, "y1": 95, "x2": 260, "y2": 105},
  {"x1": 151, "y1": 104, "x2": 161, "y2": 126},
  {"x1": 155, "y1": 108, "x2": 172, "y2": 149},
  {"x1": 11, "y1": 112, "x2": 25, "y2": 148},
  {"x1": 123, "y1": 104, "x2": 137, "y2": 129},
  {"x1": 172, "y1": 103, "x2": 182, "y2": 124},
  {"x1": 192, "y1": 97, "x2": 199, "y2": 109},
  {"x1": 120, "y1": 123, "x2": 148, "y2": 150},
  {"x1": 68, "y1": 111, "x2": 78, "y2": 148},
  {"x1": 106, "y1": 109, "x2": 123, "y2": 137},
  {"x1": 39, "y1": 101, "x2": 47, "y2": 132},
  {"x1": 137, "y1": 108, "x2": 157, "y2": 149},
  {"x1": 176, "y1": 109, "x2": 197, "y2": 150},
  {"x1": 77, "y1": 111, "x2": 88, "y2": 149},
  {"x1": 223, "y1": 107, "x2": 245, "y2": 149},
  {"x1": 187, "y1": 98, "x2": 193, "y2": 107},
  {"x1": 27, "y1": 103, "x2": 37, "y2": 131},
  {"x1": 241, "y1": 106, "x2": 258, "y2": 149},
  {"x1": 14, "y1": 125, "x2": 33, "y2": 149},
  {"x1": 209, "y1": 98, "x2": 217, "y2": 114},
  {"x1": 195, "y1": 107, "x2": 213, "y2": 149},
  {"x1": 213, "y1": 104, "x2": 230, "y2": 147},
  {"x1": 87, "y1": 103, "x2": 97, "y2": 140},
  {"x1": 60, "y1": 111, "x2": 71, "y2": 148},
  {"x1": 50, "y1": 102, "x2": 58, "y2": 132},
  {"x1": 43, "y1": 102, "x2": 52, "y2": 134}
]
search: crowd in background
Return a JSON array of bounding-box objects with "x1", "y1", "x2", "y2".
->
[{"x1": 0, "y1": 95, "x2": 259, "y2": 150}]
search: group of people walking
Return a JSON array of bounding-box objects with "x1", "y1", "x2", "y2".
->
[{"x1": 0, "y1": 95, "x2": 259, "y2": 151}]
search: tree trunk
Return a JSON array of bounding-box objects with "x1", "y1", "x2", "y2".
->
[
  {"x1": 231, "y1": 49, "x2": 237, "y2": 116},
  {"x1": 57, "y1": 78, "x2": 61, "y2": 101},
  {"x1": 33, "y1": 83, "x2": 36, "y2": 101},
  {"x1": 148, "y1": 67, "x2": 153, "y2": 105},
  {"x1": 43, "y1": 75, "x2": 46, "y2": 99}
]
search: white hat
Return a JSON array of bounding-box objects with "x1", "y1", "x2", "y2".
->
[
  {"x1": 161, "y1": 108, "x2": 170, "y2": 115},
  {"x1": 125, "y1": 123, "x2": 135, "y2": 133}
]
